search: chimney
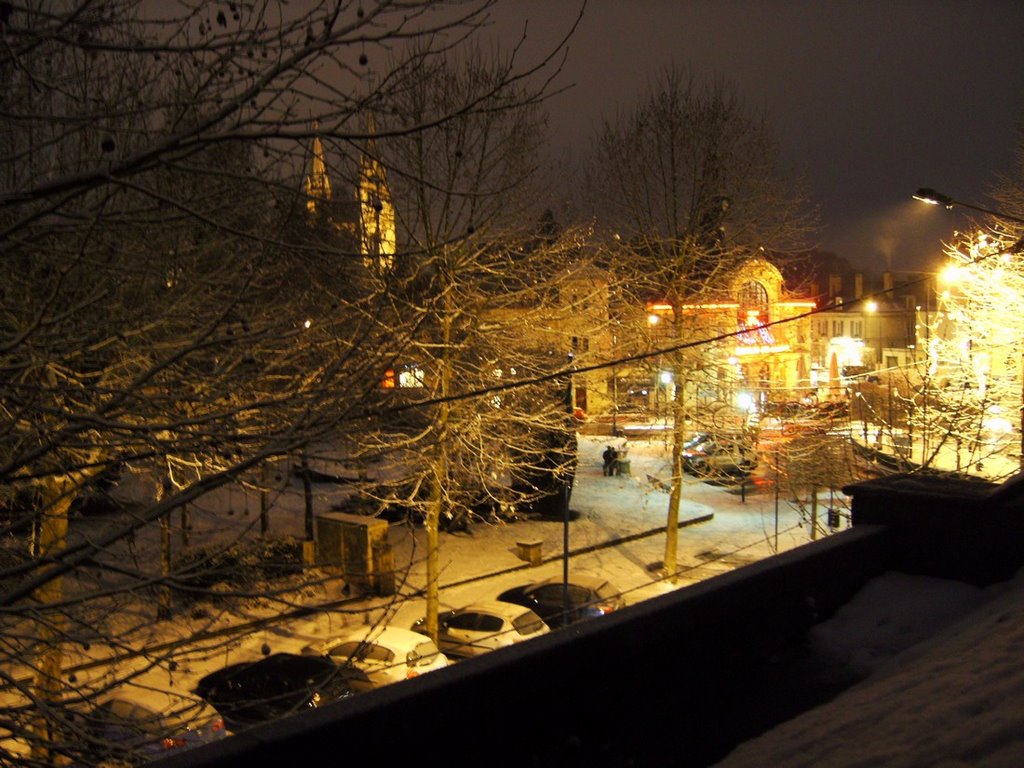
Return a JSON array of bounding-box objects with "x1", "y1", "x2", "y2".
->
[
  {"x1": 883, "y1": 271, "x2": 893, "y2": 295},
  {"x1": 828, "y1": 274, "x2": 842, "y2": 299},
  {"x1": 854, "y1": 273, "x2": 863, "y2": 299}
]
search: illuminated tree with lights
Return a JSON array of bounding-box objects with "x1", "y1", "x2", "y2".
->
[
  {"x1": 915, "y1": 231, "x2": 1024, "y2": 477},
  {"x1": 582, "y1": 66, "x2": 814, "y2": 579},
  {"x1": 0, "y1": 2, "x2": 569, "y2": 764}
]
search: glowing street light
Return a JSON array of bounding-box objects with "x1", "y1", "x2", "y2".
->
[
  {"x1": 913, "y1": 187, "x2": 1024, "y2": 225},
  {"x1": 912, "y1": 188, "x2": 953, "y2": 207},
  {"x1": 939, "y1": 262, "x2": 963, "y2": 286}
]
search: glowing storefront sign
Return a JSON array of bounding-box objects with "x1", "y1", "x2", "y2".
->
[{"x1": 733, "y1": 321, "x2": 789, "y2": 356}]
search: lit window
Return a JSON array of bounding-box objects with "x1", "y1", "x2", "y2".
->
[
  {"x1": 737, "y1": 280, "x2": 769, "y2": 316},
  {"x1": 398, "y1": 367, "x2": 425, "y2": 388}
]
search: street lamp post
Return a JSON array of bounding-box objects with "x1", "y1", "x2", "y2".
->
[
  {"x1": 914, "y1": 188, "x2": 1024, "y2": 470},
  {"x1": 914, "y1": 188, "x2": 1024, "y2": 226},
  {"x1": 611, "y1": 327, "x2": 619, "y2": 437}
]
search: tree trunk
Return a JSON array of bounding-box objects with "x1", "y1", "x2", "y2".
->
[
  {"x1": 260, "y1": 464, "x2": 270, "y2": 537},
  {"x1": 180, "y1": 504, "x2": 190, "y2": 547},
  {"x1": 159, "y1": 513, "x2": 172, "y2": 618},
  {"x1": 301, "y1": 452, "x2": 314, "y2": 540},
  {"x1": 425, "y1": 428, "x2": 447, "y2": 644},
  {"x1": 157, "y1": 477, "x2": 173, "y2": 619},
  {"x1": 29, "y1": 477, "x2": 73, "y2": 764},
  {"x1": 425, "y1": 267, "x2": 454, "y2": 644},
  {"x1": 664, "y1": 359, "x2": 685, "y2": 582}
]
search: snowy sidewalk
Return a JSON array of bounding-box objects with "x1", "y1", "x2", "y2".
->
[
  {"x1": 0, "y1": 434, "x2": 820, "y2": 735},
  {"x1": 240, "y1": 435, "x2": 817, "y2": 664}
]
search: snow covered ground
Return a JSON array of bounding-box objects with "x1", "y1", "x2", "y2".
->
[
  {"x1": 715, "y1": 567, "x2": 1024, "y2": 767},
  {"x1": 82, "y1": 434, "x2": 819, "y2": 675},
  {"x1": 193, "y1": 434, "x2": 1024, "y2": 767},
  {"x1": 9, "y1": 432, "x2": 1024, "y2": 765}
]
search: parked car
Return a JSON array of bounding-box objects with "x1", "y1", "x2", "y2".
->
[
  {"x1": 302, "y1": 626, "x2": 449, "y2": 688},
  {"x1": 410, "y1": 600, "x2": 549, "y2": 659},
  {"x1": 680, "y1": 433, "x2": 757, "y2": 476},
  {"x1": 614, "y1": 402, "x2": 647, "y2": 416},
  {"x1": 497, "y1": 574, "x2": 626, "y2": 627},
  {"x1": 195, "y1": 652, "x2": 365, "y2": 732},
  {"x1": 682, "y1": 432, "x2": 714, "y2": 451},
  {"x1": 65, "y1": 694, "x2": 227, "y2": 764}
]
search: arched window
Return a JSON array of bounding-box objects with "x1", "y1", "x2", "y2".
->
[
  {"x1": 737, "y1": 280, "x2": 769, "y2": 329},
  {"x1": 737, "y1": 280, "x2": 768, "y2": 313}
]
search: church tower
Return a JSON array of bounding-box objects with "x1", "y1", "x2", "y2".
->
[
  {"x1": 302, "y1": 118, "x2": 396, "y2": 271},
  {"x1": 358, "y1": 113, "x2": 396, "y2": 271},
  {"x1": 304, "y1": 126, "x2": 333, "y2": 216}
]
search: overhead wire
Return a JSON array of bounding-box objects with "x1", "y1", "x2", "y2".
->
[{"x1": 364, "y1": 240, "x2": 1017, "y2": 419}]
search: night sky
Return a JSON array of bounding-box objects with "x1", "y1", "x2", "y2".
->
[{"x1": 487, "y1": 0, "x2": 1024, "y2": 271}]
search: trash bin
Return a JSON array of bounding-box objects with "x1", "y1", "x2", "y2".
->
[
  {"x1": 515, "y1": 539, "x2": 543, "y2": 566},
  {"x1": 616, "y1": 459, "x2": 631, "y2": 476},
  {"x1": 827, "y1": 508, "x2": 840, "y2": 529},
  {"x1": 315, "y1": 512, "x2": 396, "y2": 595}
]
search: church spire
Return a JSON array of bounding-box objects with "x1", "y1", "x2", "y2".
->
[{"x1": 305, "y1": 122, "x2": 332, "y2": 215}]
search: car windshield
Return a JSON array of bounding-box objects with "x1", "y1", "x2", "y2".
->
[
  {"x1": 477, "y1": 615, "x2": 503, "y2": 633},
  {"x1": 512, "y1": 610, "x2": 545, "y2": 636},
  {"x1": 446, "y1": 613, "x2": 478, "y2": 631},
  {"x1": 535, "y1": 583, "x2": 590, "y2": 605},
  {"x1": 329, "y1": 641, "x2": 394, "y2": 664}
]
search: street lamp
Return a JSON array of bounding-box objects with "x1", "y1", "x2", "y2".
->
[
  {"x1": 914, "y1": 188, "x2": 1024, "y2": 225},
  {"x1": 915, "y1": 188, "x2": 1024, "y2": 470}
]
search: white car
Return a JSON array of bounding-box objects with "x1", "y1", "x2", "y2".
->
[
  {"x1": 302, "y1": 626, "x2": 449, "y2": 688},
  {"x1": 411, "y1": 599, "x2": 550, "y2": 659},
  {"x1": 680, "y1": 433, "x2": 757, "y2": 476}
]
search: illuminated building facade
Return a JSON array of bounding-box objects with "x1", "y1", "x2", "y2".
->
[
  {"x1": 808, "y1": 271, "x2": 921, "y2": 396},
  {"x1": 672, "y1": 257, "x2": 815, "y2": 413},
  {"x1": 575, "y1": 256, "x2": 817, "y2": 420}
]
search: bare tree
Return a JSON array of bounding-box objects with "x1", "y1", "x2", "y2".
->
[
  {"x1": 990, "y1": 118, "x2": 1024, "y2": 222},
  {"x1": 582, "y1": 66, "x2": 814, "y2": 580},
  {"x1": 336, "y1": 45, "x2": 585, "y2": 643},
  {"x1": 775, "y1": 433, "x2": 857, "y2": 540},
  {"x1": 0, "y1": 2, "x2": 571, "y2": 764}
]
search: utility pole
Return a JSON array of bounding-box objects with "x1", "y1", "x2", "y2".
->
[{"x1": 563, "y1": 352, "x2": 575, "y2": 627}]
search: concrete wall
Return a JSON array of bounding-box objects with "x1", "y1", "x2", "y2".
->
[{"x1": 848, "y1": 473, "x2": 1024, "y2": 586}]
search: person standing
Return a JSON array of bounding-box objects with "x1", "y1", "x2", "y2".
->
[{"x1": 602, "y1": 446, "x2": 616, "y2": 476}]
